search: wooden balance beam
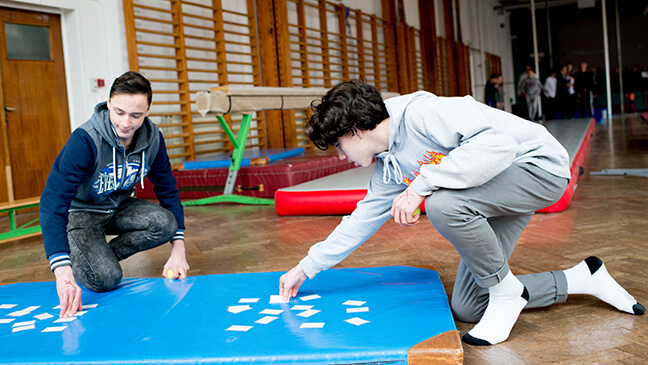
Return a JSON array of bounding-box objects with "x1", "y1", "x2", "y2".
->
[{"x1": 188, "y1": 85, "x2": 397, "y2": 206}]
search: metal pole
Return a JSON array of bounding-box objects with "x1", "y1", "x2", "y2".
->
[
  {"x1": 531, "y1": 0, "x2": 542, "y2": 117},
  {"x1": 614, "y1": 0, "x2": 624, "y2": 115},
  {"x1": 546, "y1": 0, "x2": 553, "y2": 70},
  {"x1": 477, "y1": 0, "x2": 487, "y2": 88},
  {"x1": 602, "y1": 0, "x2": 613, "y2": 120}
]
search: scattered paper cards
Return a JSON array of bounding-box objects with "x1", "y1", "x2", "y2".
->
[
  {"x1": 1, "y1": 302, "x2": 99, "y2": 335},
  {"x1": 225, "y1": 294, "x2": 370, "y2": 335}
]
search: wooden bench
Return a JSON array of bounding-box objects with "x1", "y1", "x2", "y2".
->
[{"x1": 0, "y1": 197, "x2": 41, "y2": 244}]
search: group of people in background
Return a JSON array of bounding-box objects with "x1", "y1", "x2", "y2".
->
[
  {"x1": 540, "y1": 62, "x2": 596, "y2": 121},
  {"x1": 485, "y1": 61, "x2": 648, "y2": 122}
]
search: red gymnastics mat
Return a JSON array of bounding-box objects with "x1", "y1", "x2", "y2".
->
[{"x1": 275, "y1": 118, "x2": 595, "y2": 216}]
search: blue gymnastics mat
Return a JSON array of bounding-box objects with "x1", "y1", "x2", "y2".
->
[
  {"x1": 0, "y1": 266, "x2": 458, "y2": 364},
  {"x1": 183, "y1": 147, "x2": 305, "y2": 170}
]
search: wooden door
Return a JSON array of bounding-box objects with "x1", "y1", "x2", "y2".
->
[{"x1": 0, "y1": 7, "x2": 70, "y2": 201}]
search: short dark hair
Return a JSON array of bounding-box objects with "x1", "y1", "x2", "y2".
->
[
  {"x1": 109, "y1": 71, "x2": 152, "y2": 106},
  {"x1": 307, "y1": 80, "x2": 389, "y2": 150}
]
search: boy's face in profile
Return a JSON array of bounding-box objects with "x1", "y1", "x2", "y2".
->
[{"x1": 334, "y1": 130, "x2": 374, "y2": 168}]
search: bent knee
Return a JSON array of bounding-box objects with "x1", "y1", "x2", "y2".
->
[
  {"x1": 75, "y1": 264, "x2": 122, "y2": 293},
  {"x1": 424, "y1": 191, "x2": 468, "y2": 226},
  {"x1": 148, "y1": 209, "x2": 178, "y2": 241}
]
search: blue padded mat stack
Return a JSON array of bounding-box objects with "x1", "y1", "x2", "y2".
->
[{"x1": 0, "y1": 266, "x2": 455, "y2": 364}]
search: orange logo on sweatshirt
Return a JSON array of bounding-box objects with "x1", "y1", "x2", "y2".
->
[{"x1": 403, "y1": 150, "x2": 446, "y2": 185}]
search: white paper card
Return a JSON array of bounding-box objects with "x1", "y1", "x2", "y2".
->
[
  {"x1": 342, "y1": 300, "x2": 366, "y2": 306},
  {"x1": 0, "y1": 318, "x2": 15, "y2": 323},
  {"x1": 226, "y1": 325, "x2": 253, "y2": 332},
  {"x1": 82, "y1": 304, "x2": 98, "y2": 309},
  {"x1": 346, "y1": 307, "x2": 369, "y2": 313},
  {"x1": 53, "y1": 305, "x2": 61, "y2": 310},
  {"x1": 297, "y1": 309, "x2": 320, "y2": 318},
  {"x1": 74, "y1": 311, "x2": 88, "y2": 316},
  {"x1": 12, "y1": 320, "x2": 36, "y2": 327},
  {"x1": 345, "y1": 317, "x2": 370, "y2": 326},
  {"x1": 255, "y1": 316, "x2": 278, "y2": 324},
  {"x1": 238, "y1": 298, "x2": 260, "y2": 304},
  {"x1": 300, "y1": 322, "x2": 324, "y2": 328},
  {"x1": 290, "y1": 305, "x2": 313, "y2": 311},
  {"x1": 227, "y1": 305, "x2": 252, "y2": 314},
  {"x1": 12, "y1": 325, "x2": 35, "y2": 332},
  {"x1": 34, "y1": 313, "x2": 54, "y2": 320},
  {"x1": 7, "y1": 311, "x2": 28, "y2": 317},
  {"x1": 54, "y1": 317, "x2": 77, "y2": 323},
  {"x1": 42, "y1": 326, "x2": 67, "y2": 332},
  {"x1": 0, "y1": 304, "x2": 17, "y2": 309},
  {"x1": 269, "y1": 295, "x2": 289, "y2": 304},
  {"x1": 260, "y1": 309, "x2": 283, "y2": 315},
  {"x1": 299, "y1": 294, "x2": 321, "y2": 301}
]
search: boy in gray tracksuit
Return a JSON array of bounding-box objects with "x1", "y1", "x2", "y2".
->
[
  {"x1": 520, "y1": 68, "x2": 543, "y2": 121},
  {"x1": 278, "y1": 80, "x2": 644, "y2": 346}
]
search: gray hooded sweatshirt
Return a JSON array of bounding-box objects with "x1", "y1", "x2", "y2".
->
[{"x1": 299, "y1": 91, "x2": 570, "y2": 279}]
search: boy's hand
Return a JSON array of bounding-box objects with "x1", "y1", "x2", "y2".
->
[
  {"x1": 163, "y1": 239, "x2": 190, "y2": 279},
  {"x1": 391, "y1": 186, "x2": 424, "y2": 227},
  {"x1": 279, "y1": 264, "x2": 307, "y2": 301},
  {"x1": 53, "y1": 265, "x2": 83, "y2": 318}
]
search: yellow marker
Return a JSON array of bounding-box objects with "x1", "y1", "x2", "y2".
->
[
  {"x1": 413, "y1": 207, "x2": 421, "y2": 216},
  {"x1": 166, "y1": 269, "x2": 174, "y2": 279}
]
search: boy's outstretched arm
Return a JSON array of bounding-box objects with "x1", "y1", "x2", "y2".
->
[{"x1": 279, "y1": 264, "x2": 307, "y2": 301}]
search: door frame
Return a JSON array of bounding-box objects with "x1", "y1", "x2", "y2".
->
[{"x1": 0, "y1": 0, "x2": 130, "y2": 131}]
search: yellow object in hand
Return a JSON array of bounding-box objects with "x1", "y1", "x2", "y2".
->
[
  {"x1": 166, "y1": 269, "x2": 174, "y2": 279},
  {"x1": 413, "y1": 207, "x2": 421, "y2": 216}
]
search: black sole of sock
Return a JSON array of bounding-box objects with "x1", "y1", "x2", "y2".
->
[{"x1": 462, "y1": 333, "x2": 492, "y2": 346}]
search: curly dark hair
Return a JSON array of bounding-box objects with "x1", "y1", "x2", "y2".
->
[
  {"x1": 110, "y1": 71, "x2": 153, "y2": 106},
  {"x1": 306, "y1": 80, "x2": 389, "y2": 150}
]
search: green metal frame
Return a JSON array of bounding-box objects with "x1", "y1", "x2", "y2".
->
[
  {"x1": 0, "y1": 201, "x2": 41, "y2": 242},
  {"x1": 182, "y1": 114, "x2": 274, "y2": 207}
]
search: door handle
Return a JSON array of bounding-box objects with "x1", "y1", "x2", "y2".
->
[{"x1": 5, "y1": 107, "x2": 16, "y2": 111}]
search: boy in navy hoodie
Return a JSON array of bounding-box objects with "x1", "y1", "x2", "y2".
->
[
  {"x1": 279, "y1": 80, "x2": 644, "y2": 346},
  {"x1": 40, "y1": 71, "x2": 188, "y2": 317}
]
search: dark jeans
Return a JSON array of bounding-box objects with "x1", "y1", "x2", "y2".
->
[{"x1": 67, "y1": 198, "x2": 178, "y2": 292}]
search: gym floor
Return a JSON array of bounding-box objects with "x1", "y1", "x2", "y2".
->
[{"x1": 1, "y1": 114, "x2": 646, "y2": 364}]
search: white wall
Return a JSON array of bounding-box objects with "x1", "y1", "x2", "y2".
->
[
  {"x1": 459, "y1": 0, "x2": 514, "y2": 110},
  {"x1": 0, "y1": 0, "x2": 129, "y2": 129},
  {"x1": 0, "y1": 0, "x2": 515, "y2": 126}
]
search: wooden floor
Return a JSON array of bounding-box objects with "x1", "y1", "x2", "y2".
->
[{"x1": 1, "y1": 114, "x2": 647, "y2": 364}]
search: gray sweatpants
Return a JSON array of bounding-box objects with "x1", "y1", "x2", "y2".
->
[{"x1": 424, "y1": 163, "x2": 570, "y2": 323}]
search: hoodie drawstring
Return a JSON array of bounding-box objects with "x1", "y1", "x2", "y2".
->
[
  {"x1": 140, "y1": 150, "x2": 145, "y2": 188},
  {"x1": 382, "y1": 153, "x2": 405, "y2": 185},
  {"x1": 112, "y1": 146, "x2": 118, "y2": 191}
]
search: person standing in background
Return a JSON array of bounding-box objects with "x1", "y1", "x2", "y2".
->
[
  {"x1": 519, "y1": 68, "x2": 543, "y2": 122},
  {"x1": 485, "y1": 73, "x2": 504, "y2": 110}
]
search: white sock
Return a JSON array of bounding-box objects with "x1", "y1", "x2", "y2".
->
[
  {"x1": 462, "y1": 272, "x2": 529, "y2": 346},
  {"x1": 564, "y1": 256, "x2": 644, "y2": 315}
]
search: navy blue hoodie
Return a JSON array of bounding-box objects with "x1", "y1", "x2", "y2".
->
[{"x1": 40, "y1": 102, "x2": 184, "y2": 271}]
